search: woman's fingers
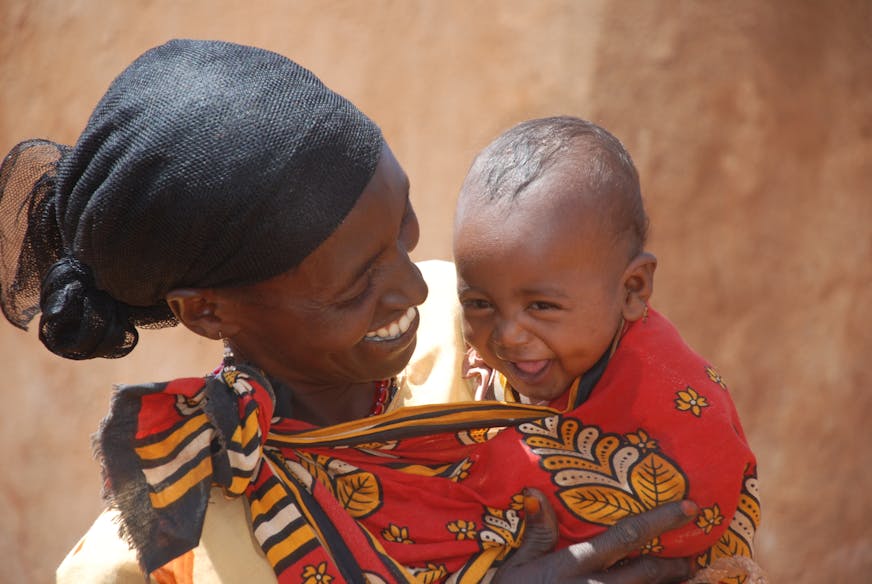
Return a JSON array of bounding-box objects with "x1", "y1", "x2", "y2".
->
[
  {"x1": 592, "y1": 556, "x2": 695, "y2": 584},
  {"x1": 493, "y1": 498, "x2": 698, "y2": 583},
  {"x1": 561, "y1": 500, "x2": 699, "y2": 575}
]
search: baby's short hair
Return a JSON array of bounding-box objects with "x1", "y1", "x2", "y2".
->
[{"x1": 463, "y1": 116, "x2": 649, "y2": 255}]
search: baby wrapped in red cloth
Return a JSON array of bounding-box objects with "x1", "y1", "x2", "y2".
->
[{"x1": 454, "y1": 116, "x2": 762, "y2": 582}]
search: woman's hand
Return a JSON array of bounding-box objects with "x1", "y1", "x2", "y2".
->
[{"x1": 493, "y1": 489, "x2": 698, "y2": 584}]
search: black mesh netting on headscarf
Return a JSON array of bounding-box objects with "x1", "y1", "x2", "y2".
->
[{"x1": 0, "y1": 39, "x2": 383, "y2": 360}]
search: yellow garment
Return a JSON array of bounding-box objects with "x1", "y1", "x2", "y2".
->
[
  {"x1": 57, "y1": 260, "x2": 471, "y2": 583},
  {"x1": 394, "y1": 259, "x2": 473, "y2": 409}
]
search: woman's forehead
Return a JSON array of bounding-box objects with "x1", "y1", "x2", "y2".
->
[{"x1": 292, "y1": 144, "x2": 410, "y2": 292}]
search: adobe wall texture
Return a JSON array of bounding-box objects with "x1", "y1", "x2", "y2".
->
[{"x1": 1, "y1": 1, "x2": 869, "y2": 581}]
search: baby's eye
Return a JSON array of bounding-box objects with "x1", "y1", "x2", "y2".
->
[
  {"x1": 528, "y1": 301, "x2": 559, "y2": 311},
  {"x1": 461, "y1": 298, "x2": 492, "y2": 311}
]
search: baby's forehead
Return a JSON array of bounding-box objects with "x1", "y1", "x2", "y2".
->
[{"x1": 462, "y1": 165, "x2": 627, "y2": 248}]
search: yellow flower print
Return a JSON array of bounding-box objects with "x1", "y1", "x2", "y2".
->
[
  {"x1": 640, "y1": 536, "x2": 663, "y2": 555},
  {"x1": 626, "y1": 429, "x2": 658, "y2": 451},
  {"x1": 447, "y1": 519, "x2": 477, "y2": 540},
  {"x1": 675, "y1": 387, "x2": 709, "y2": 417},
  {"x1": 705, "y1": 366, "x2": 728, "y2": 390},
  {"x1": 301, "y1": 561, "x2": 333, "y2": 584},
  {"x1": 382, "y1": 523, "x2": 414, "y2": 544},
  {"x1": 695, "y1": 504, "x2": 724, "y2": 534}
]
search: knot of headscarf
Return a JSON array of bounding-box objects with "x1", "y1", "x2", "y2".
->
[
  {"x1": 39, "y1": 256, "x2": 137, "y2": 359},
  {"x1": 96, "y1": 364, "x2": 275, "y2": 572}
]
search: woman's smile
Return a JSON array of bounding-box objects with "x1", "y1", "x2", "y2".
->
[{"x1": 365, "y1": 306, "x2": 419, "y2": 342}]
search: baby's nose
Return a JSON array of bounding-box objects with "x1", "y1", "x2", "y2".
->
[{"x1": 492, "y1": 317, "x2": 531, "y2": 351}]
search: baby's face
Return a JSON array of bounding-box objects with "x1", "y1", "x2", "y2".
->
[{"x1": 455, "y1": 176, "x2": 630, "y2": 403}]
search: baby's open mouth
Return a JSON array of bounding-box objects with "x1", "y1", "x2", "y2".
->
[{"x1": 512, "y1": 359, "x2": 550, "y2": 376}]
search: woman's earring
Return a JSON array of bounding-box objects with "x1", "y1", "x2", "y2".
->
[
  {"x1": 222, "y1": 338, "x2": 236, "y2": 371},
  {"x1": 642, "y1": 303, "x2": 649, "y2": 323}
]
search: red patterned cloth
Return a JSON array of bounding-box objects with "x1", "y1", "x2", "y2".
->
[{"x1": 98, "y1": 308, "x2": 758, "y2": 583}]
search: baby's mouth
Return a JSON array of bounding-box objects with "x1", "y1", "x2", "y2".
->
[
  {"x1": 511, "y1": 360, "x2": 550, "y2": 377},
  {"x1": 364, "y1": 306, "x2": 417, "y2": 342}
]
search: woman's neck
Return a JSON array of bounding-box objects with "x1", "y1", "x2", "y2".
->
[{"x1": 269, "y1": 377, "x2": 377, "y2": 426}]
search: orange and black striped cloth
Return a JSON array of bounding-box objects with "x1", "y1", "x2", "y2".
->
[{"x1": 98, "y1": 308, "x2": 758, "y2": 583}]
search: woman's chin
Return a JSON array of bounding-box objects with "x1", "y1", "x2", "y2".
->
[{"x1": 359, "y1": 332, "x2": 418, "y2": 380}]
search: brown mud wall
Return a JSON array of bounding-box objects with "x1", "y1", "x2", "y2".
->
[{"x1": 1, "y1": 1, "x2": 870, "y2": 582}]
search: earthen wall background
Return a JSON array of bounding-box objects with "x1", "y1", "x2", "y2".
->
[{"x1": 1, "y1": 1, "x2": 870, "y2": 582}]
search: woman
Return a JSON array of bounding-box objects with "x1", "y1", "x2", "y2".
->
[{"x1": 0, "y1": 40, "x2": 696, "y2": 583}]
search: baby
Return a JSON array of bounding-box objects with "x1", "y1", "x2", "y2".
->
[{"x1": 454, "y1": 116, "x2": 764, "y2": 581}]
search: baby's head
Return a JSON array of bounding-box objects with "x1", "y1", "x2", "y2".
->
[{"x1": 454, "y1": 116, "x2": 656, "y2": 403}]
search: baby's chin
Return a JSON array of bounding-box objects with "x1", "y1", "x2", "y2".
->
[
  {"x1": 513, "y1": 384, "x2": 569, "y2": 405},
  {"x1": 505, "y1": 360, "x2": 574, "y2": 404}
]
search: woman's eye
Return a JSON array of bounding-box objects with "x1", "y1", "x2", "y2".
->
[{"x1": 338, "y1": 280, "x2": 372, "y2": 307}]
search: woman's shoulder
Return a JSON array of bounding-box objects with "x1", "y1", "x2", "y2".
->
[
  {"x1": 56, "y1": 508, "x2": 151, "y2": 583},
  {"x1": 57, "y1": 493, "x2": 275, "y2": 583}
]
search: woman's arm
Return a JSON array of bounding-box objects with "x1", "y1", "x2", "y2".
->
[{"x1": 493, "y1": 490, "x2": 697, "y2": 584}]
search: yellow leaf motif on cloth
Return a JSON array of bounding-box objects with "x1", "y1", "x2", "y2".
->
[
  {"x1": 559, "y1": 484, "x2": 647, "y2": 524},
  {"x1": 631, "y1": 452, "x2": 688, "y2": 508},
  {"x1": 519, "y1": 416, "x2": 688, "y2": 526},
  {"x1": 335, "y1": 472, "x2": 382, "y2": 518},
  {"x1": 295, "y1": 451, "x2": 383, "y2": 519}
]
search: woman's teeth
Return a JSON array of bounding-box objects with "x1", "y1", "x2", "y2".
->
[{"x1": 365, "y1": 306, "x2": 417, "y2": 341}]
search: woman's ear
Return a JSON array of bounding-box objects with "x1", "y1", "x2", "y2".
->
[
  {"x1": 621, "y1": 252, "x2": 657, "y2": 322},
  {"x1": 166, "y1": 288, "x2": 233, "y2": 340}
]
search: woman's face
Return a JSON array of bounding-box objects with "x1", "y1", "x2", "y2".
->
[{"x1": 214, "y1": 143, "x2": 428, "y2": 390}]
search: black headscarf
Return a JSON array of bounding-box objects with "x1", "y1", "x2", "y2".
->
[{"x1": 0, "y1": 39, "x2": 383, "y2": 359}]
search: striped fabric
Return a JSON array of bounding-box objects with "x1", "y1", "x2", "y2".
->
[{"x1": 98, "y1": 309, "x2": 759, "y2": 583}]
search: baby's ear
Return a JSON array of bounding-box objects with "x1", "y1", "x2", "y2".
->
[
  {"x1": 621, "y1": 252, "x2": 657, "y2": 322},
  {"x1": 166, "y1": 288, "x2": 234, "y2": 340}
]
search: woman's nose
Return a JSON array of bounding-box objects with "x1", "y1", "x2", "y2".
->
[{"x1": 381, "y1": 248, "x2": 428, "y2": 309}]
